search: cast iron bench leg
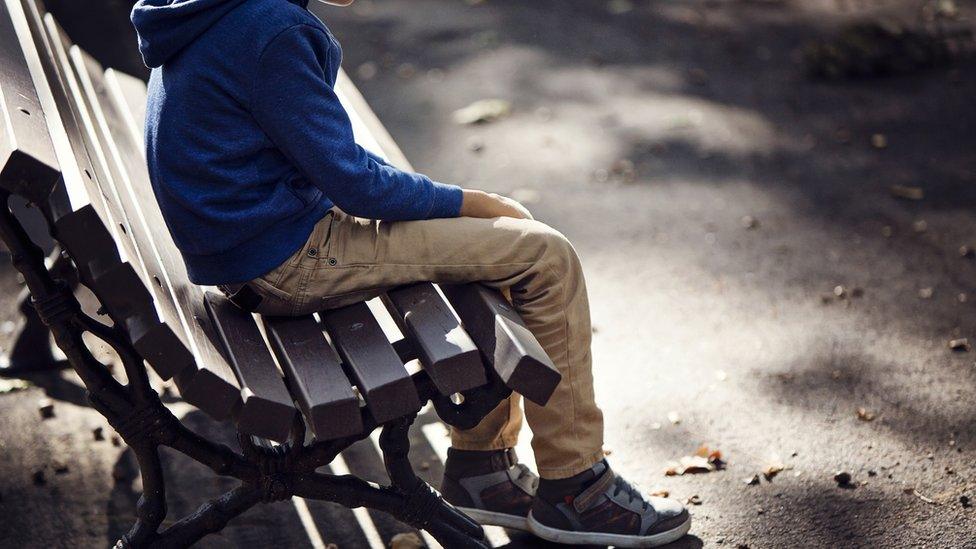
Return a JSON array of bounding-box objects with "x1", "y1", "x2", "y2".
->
[{"x1": 0, "y1": 255, "x2": 74, "y2": 376}]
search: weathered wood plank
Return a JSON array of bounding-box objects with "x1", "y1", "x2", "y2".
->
[
  {"x1": 205, "y1": 293, "x2": 296, "y2": 443},
  {"x1": 320, "y1": 302, "x2": 421, "y2": 424},
  {"x1": 440, "y1": 283, "x2": 561, "y2": 406},
  {"x1": 382, "y1": 283, "x2": 485, "y2": 395},
  {"x1": 0, "y1": 0, "x2": 59, "y2": 202},
  {"x1": 262, "y1": 315, "x2": 363, "y2": 440},
  {"x1": 44, "y1": 19, "x2": 240, "y2": 419}
]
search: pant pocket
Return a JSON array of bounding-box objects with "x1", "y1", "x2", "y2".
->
[{"x1": 291, "y1": 210, "x2": 337, "y2": 269}]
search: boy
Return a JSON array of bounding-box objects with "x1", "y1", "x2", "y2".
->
[{"x1": 130, "y1": 0, "x2": 691, "y2": 545}]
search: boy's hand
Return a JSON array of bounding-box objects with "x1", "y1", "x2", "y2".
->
[{"x1": 461, "y1": 190, "x2": 534, "y2": 220}]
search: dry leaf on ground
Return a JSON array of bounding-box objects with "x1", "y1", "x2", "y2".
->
[
  {"x1": 763, "y1": 461, "x2": 786, "y2": 481},
  {"x1": 904, "y1": 488, "x2": 938, "y2": 505},
  {"x1": 856, "y1": 407, "x2": 877, "y2": 421},
  {"x1": 665, "y1": 445, "x2": 725, "y2": 476},
  {"x1": 949, "y1": 338, "x2": 971, "y2": 352},
  {"x1": 889, "y1": 184, "x2": 924, "y2": 200},
  {"x1": 390, "y1": 532, "x2": 425, "y2": 549},
  {"x1": 452, "y1": 99, "x2": 512, "y2": 125}
]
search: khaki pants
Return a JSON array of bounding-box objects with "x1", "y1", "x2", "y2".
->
[{"x1": 251, "y1": 208, "x2": 604, "y2": 479}]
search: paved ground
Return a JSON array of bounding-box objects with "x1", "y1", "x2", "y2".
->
[{"x1": 1, "y1": 0, "x2": 975, "y2": 548}]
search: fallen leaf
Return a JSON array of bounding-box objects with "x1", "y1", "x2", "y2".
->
[
  {"x1": 686, "y1": 494, "x2": 703, "y2": 505},
  {"x1": 763, "y1": 461, "x2": 786, "y2": 481},
  {"x1": 666, "y1": 446, "x2": 725, "y2": 476},
  {"x1": 889, "y1": 185, "x2": 924, "y2": 200},
  {"x1": 743, "y1": 474, "x2": 761, "y2": 486},
  {"x1": 452, "y1": 99, "x2": 512, "y2": 125},
  {"x1": 856, "y1": 407, "x2": 877, "y2": 421},
  {"x1": 0, "y1": 378, "x2": 30, "y2": 394},
  {"x1": 949, "y1": 338, "x2": 971, "y2": 352},
  {"x1": 390, "y1": 532, "x2": 425, "y2": 549},
  {"x1": 904, "y1": 488, "x2": 937, "y2": 505},
  {"x1": 650, "y1": 488, "x2": 670, "y2": 497}
]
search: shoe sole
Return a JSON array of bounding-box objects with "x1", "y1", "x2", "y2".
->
[
  {"x1": 526, "y1": 511, "x2": 692, "y2": 547},
  {"x1": 454, "y1": 506, "x2": 530, "y2": 531}
]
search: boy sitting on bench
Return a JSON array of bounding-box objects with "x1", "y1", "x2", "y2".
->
[{"x1": 130, "y1": 0, "x2": 691, "y2": 545}]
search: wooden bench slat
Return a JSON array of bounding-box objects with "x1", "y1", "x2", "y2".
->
[
  {"x1": 41, "y1": 19, "x2": 241, "y2": 419},
  {"x1": 15, "y1": 1, "x2": 108, "y2": 225},
  {"x1": 320, "y1": 302, "x2": 421, "y2": 424},
  {"x1": 382, "y1": 283, "x2": 485, "y2": 395},
  {"x1": 262, "y1": 315, "x2": 363, "y2": 441},
  {"x1": 104, "y1": 69, "x2": 146, "y2": 136},
  {"x1": 0, "y1": 0, "x2": 59, "y2": 203},
  {"x1": 440, "y1": 284, "x2": 561, "y2": 406},
  {"x1": 5, "y1": 2, "x2": 199, "y2": 377},
  {"x1": 204, "y1": 293, "x2": 296, "y2": 443}
]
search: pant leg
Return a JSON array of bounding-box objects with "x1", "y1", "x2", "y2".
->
[{"x1": 259, "y1": 209, "x2": 605, "y2": 479}]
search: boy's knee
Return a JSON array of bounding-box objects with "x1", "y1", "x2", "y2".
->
[{"x1": 520, "y1": 220, "x2": 579, "y2": 268}]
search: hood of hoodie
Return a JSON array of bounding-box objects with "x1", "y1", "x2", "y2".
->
[{"x1": 131, "y1": 0, "x2": 311, "y2": 68}]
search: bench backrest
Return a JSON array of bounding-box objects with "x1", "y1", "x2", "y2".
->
[{"x1": 1, "y1": 0, "x2": 562, "y2": 445}]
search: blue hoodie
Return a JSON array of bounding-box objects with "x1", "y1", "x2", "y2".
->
[{"x1": 130, "y1": 0, "x2": 462, "y2": 285}]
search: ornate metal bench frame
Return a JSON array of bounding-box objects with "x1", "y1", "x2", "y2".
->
[{"x1": 1, "y1": 187, "x2": 514, "y2": 548}]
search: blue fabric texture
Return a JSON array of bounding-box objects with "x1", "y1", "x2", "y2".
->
[{"x1": 130, "y1": 0, "x2": 463, "y2": 285}]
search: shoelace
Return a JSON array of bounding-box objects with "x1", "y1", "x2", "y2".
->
[{"x1": 611, "y1": 475, "x2": 649, "y2": 512}]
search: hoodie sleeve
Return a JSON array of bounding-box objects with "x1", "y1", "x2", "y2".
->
[{"x1": 249, "y1": 24, "x2": 462, "y2": 221}]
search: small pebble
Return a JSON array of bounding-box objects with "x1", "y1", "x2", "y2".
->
[
  {"x1": 38, "y1": 399, "x2": 55, "y2": 420},
  {"x1": 834, "y1": 471, "x2": 853, "y2": 487}
]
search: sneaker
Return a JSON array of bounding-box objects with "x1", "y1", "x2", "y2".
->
[
  {"x1": 440, "y1": 448, "x2": 538, "y2": 531},
  {"x1": 527, "y1": 461, "x2": 691, "y2": 547}
]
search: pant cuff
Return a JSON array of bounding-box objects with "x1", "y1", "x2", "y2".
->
[
  {"x1": 449, "y1": 437, "x2": 520, "y2": 452},
  {"x1": 537, "y1": 449, "x2": 606, "y2": 480}
]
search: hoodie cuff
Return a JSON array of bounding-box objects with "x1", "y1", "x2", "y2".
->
[{"x1": 426, "y1": 181, "x2": 464, "y2": 219}]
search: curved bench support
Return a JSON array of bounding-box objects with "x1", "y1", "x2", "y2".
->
[{"x1": 0, "y1": 190, "x2": 497, "y2": 548}]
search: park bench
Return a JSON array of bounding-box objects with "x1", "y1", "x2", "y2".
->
[{"x1": 0, "y1": 0, "x2": 561, "y2": 546}]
